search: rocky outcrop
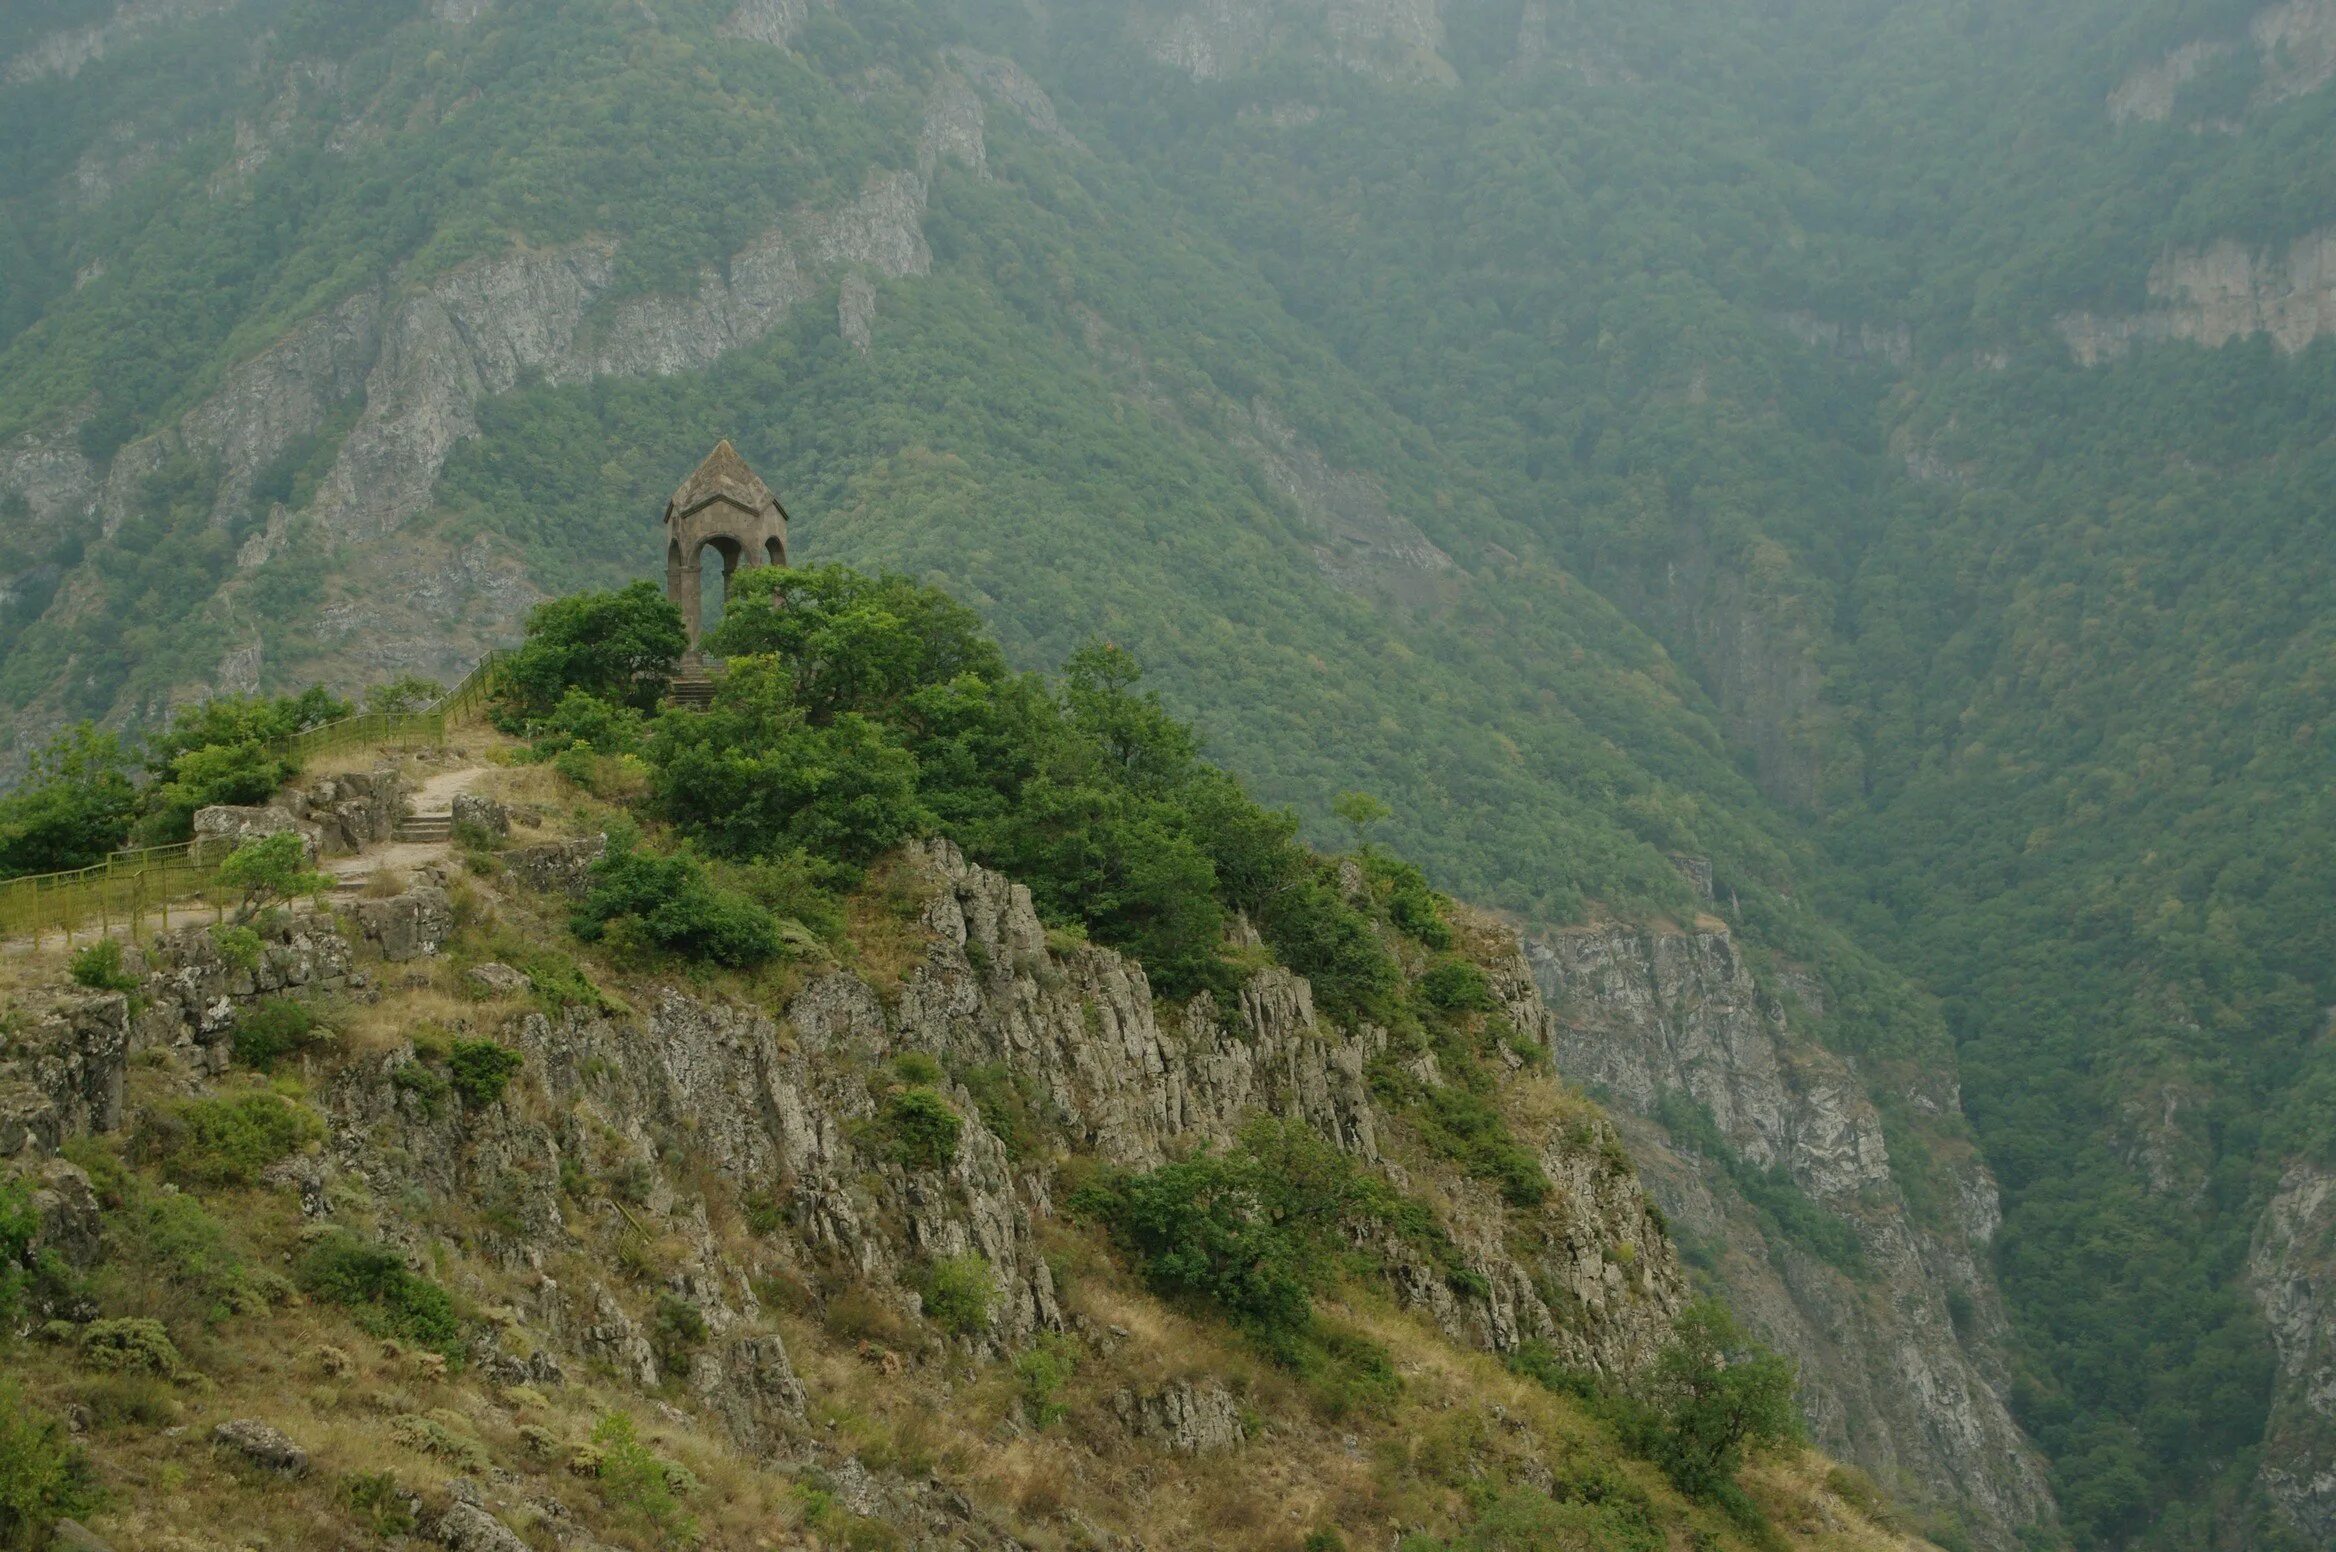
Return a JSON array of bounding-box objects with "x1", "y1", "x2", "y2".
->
[
  {"x1": 1234, "y1": 399, "x2": 1452, "y2": 604},
  {"x1": 193, "y1": 803, "x2": 321, "y2": 862},
  {"x1": 1132, "y1": 0, "x2": 1452, "y2": 85},
  {"x1": 2108, "y1": 3, "x2": 2336, "y2": 126},
  {"x1": 2060, "y1": 228, "x2": 2336, "y2": 363},
  {"x1": 0, "y1": 994, "x2": 129, "y2": 1158},
  {"x1": 136, "y1": 912, "x2": 363, "y2": 1069},
  {"x1": 1112, "y1": 1380, "x2": 1248, "y2": 1453},
  {"x1": 2250, "y1": 1159, "x2": 2336, "y2": 1543},
  {"x1": 1528, "y1": 921, "x2": 2053, "y2": 1547},
  {"x1": 719, "y1": 0, "x2": 827, "y2": 50},
  {"x1": 1, "y1": 0, "x2": 244, "y2": 86},
  {"x1": 502, "y1": 835, "x2": 607, "y2": 899}
]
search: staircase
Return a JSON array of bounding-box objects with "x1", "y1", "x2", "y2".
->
[
  {"x1": 667, "y1": 662, "x2": 720, "y2": 709},
  {"x1": 394, "y1": 812, "x2": 453, "y2": 843}
]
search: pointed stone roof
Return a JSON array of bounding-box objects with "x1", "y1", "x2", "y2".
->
[{"x1": 664, "y1": 440, "x2": 788, "y2": 525}]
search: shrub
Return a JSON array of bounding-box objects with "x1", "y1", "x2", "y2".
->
[
  {"x1": 0, "y1": 1180, "x2": 33, "y2": 1329},
  {"x1": 296, "y1": 1233, "x2": 462, "y2": 1357},
  {"x1": 591, "y1": 1412, "x2": 697, "y2": 1546},
  {"x1": 1632, "y1": 1301, "x2": 1801, "y2": 1499},
  {"x1": 68, "y1": 939, "x2": 137, "y2": 994},
  {"x1": 496, "y1": 582, "x2": 687, "y2": 720},
  {"x1": 445, "y1": 1040, "x2": 523, "y2": 1109},
  {"x1": 147, "y1": 1092, "x2": 323, "y2": 1187},
  {"x1": 1420, "y1": 958, "x2": 1496, "y2": 1014},
  {"x1": 211, "y1": 924, "x2": 263, "y2": 973},
  {"x1": 1013, "y1": 1334, "x2": 1078, "y2": 1426},
  {"x1": 875, "y1": 1088, "x2": 961, "y2": 1171},
  {"x1": 1415, "y1": 1086, "x2": 1548, "y2": 1208},
  {"x1": 215, "y1": 832, "x2": 332, "y2": 923},
  {"x1": 571, "y1": 844, "x2": 781, "y2": 968},
  {"x1": 76, "y1": 1318, "x2": 187, "y2": 1380},
  {"x1": 919, "y1": 1253, "x2": 995, "y2": 1337},
  {"x1": 651, "y1": 1295, "x2": 708, "y2": 1375},
  {"x1": 230, "y1": 997, "x2": 326, "y2": 1071},
  {"x1": 340, "y1": 1470, "x2": 419, "y2": 1536},
  {"x1": 0, "y1": 1381, "x2": 97, "y2": 1551}
]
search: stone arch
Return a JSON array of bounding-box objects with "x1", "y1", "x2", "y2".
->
[{"x1": 662, "y1": 441, "x2": 791, "y2": 655}]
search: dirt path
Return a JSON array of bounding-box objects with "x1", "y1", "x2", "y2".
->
[{"x1": 323, "y1": 763, "x2": 488, "y2": 895}]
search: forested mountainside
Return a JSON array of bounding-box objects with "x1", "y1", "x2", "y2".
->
[{"x1": 0, "y1": 2, "x2": 2328, "y2": 1548}]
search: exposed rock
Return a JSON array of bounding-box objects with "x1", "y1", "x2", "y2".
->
[
  {"x1": 212, "y1": 1418, "x2": 310, "y2": 1475},
  {"x1": 464, "y1": 962, "x2": 532, "y2": 999},
  {"x1": 433, "y1": 1501, "x2": 531, "y2": 1552},
  {"x1": 308, "y1": 170, "x2": 934, "y2": 540},
  {"x1": 298, "y1": 768, "x2": 409, "y2": 853},
  {"x1": 947, "y1": 48, "x2": 1074, "y2": 145},
  {"x1": 2060, "y1": 228, "x2": 2336, "y2": 363},
  {"x1": 1, "y1": 0, "x2": 243, "y2": 86},
  {"x1": 139, "y1": 913, "x2": 358, "y2": 1067},
  {"x1": 1233, "y1": 399, "x2": 1451, "y2": 604},
  {"x1": 25, "y1": 1159, "x2": 105, "y2": 1266},
  {"x1": 1776, "y1": 311, "x2": 1913, "y2": 367},
  {"x1": 192, "y1": 803, "x2": 321, "y2": 863},
  {"x1": 50, "y1": 1520, "x2": 115, "y2": 1552},
  {"x1": 1134, "y1": 0, "x2": 1450, "y2": 85},
  {"x1": 0, "y1": 995, "x2": 128, "y2": 1157},
  {"x1": 1112, "y1": 1379, "x2": 1248, "y2": 1453},
  {"x1": 2108, "y1": 40, "x2": 2236, "y2": 124},
  {"x1": 2251, "y1": 1159, "x2": 2336, "y2": 1543},
  {"x1": 719, "y1": 0, "x2": 826, "y2": 49},
  {"x1": 451, "y1": 792, "x2": 509, "y2": 837},
  {"x1": 838, "y1": 272, "x2": 878, "y2": 357},
  {"x1": 503, "y1": 835, "x2": 607, "y2": 898},
  {"x1": 346, "y1": 884, "x2": 454, "y2": 961},
  {"x1": 2255, "y1": 0, "x2": 2336, "y2": 103},
  {"x1": 1528, "y1": 921, "x2": 2052, "y2": 1544}
]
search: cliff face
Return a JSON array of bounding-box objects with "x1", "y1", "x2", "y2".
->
[
  {"x1": 2059, "y1": 229, "x2": 2336, "y2": 363},
  {"x1": 1528, "y1": 921, "x2": 2053, "y2": 1547},
  {"x1": 2251, "y1": 1154, "x2": 2336, "y2": 1542}
]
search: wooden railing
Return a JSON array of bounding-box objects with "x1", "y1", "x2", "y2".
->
[{"x1": 0, "y1": 652, "x2": 508, "y2": 947}]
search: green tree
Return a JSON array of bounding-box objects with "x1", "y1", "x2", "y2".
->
[
  {"x1": 0, "y1": 726, "x2": 138, "y2": 878},
  {"x1": 214, "y1": 832, "x2": 332, "y2": 924},
  {"x1": 497, "y1": 581, "x2": 686, "y2": 719},
  {"x1": 1636, "y1": 1301, "x2": 1801, "y2": 1499}
]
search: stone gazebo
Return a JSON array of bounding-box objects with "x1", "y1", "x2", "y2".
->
[{"x1": 663, "y1": 439, "x2": 790, "y2": 658}]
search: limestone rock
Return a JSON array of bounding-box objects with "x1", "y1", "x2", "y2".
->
[
  {"x1": 27, "y1": 1159, "x2": 104, "y2": 1266},
  {"x1": 140, "y1": 915, "x2": 357, "y2": 1067},
  {"x1": 300, "y1": 768, "x2": 409, "y2": 853},
  {"x1": 2250, "y1": 1159, "x2": 2336, "y2": 1542},
  {"x1": 211, "y1": 1419, "x2": 309, "y2": 1476}
]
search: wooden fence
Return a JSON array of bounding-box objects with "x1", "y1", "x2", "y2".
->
[{"x1": 0, "y1": 651, "x2": 507, "y2": 948}]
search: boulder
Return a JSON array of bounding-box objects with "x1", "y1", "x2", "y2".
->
[
  {"x1": 347, "y1": 884, "x2": 454, "y2": 961},
  {"x1": 503, "y1": 835, "x2": 607, "y2": 899},
  {"x1": 192, "y1": 805, "x2": 320, "y2": 863},
  {"x1": 452, "y1": 793, "x2": 510, "y2": 838},
  {"x1": 433, "y1": 1502, "x2": 531, "y2": 1552},
  {"x1": 301, "y1": 768, "x2": 409, "y2": 853},
  {"x1": 211, "y1": 1418, "x2": 309, "y2": 1476},
  {"x1": 1111, "y1": 1380, "x2": 1248, "y2": 1454},
  {"x1": 0, "y1": 994, "x2": 127, "y2": 1156},
  {"x1": 464, "y1": 962, "x2": 532, "y2": 999}
]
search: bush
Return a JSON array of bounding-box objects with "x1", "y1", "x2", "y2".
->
[
  {"x1": 75, "y1": 1318, "x2": 187, "y2": 1380},
  {"x1": 1420, "y1": 958, "x2": 1496, "y2": 1014},
  {"x1": 1013, "y1": 1334, "x2": 1078, "y2": 1426},
  {"x1": 920, "y1": 1253, "x2": 995, "y2": 1336},
  {"x1": 0, "y1": 1179, "x2": 35, "y2": 1329},
  {"x1": 571, "y1": 844, "x2": 781, "y2": 968},
  {"x1": 230, "y1": 997, "x2": 326, "y2": 1071},
  {"x1": 875, "y1": 1088, "x2": 961, "y2": 1171},
  {"x1": 496, "y1": 582, "x2": 687, "y2": 720},
  {"x1": 147, "y1": 1092, "x2": 323, "y2": 1187},
  {"x1": 68, "y1": 939, "x2": 137, "y2": 994},
  {"x1": 296, "y1": 1233, "x2": 462, "y2": 1357},
  {"x1": 651, "y1": 1295, "x2": 708, "y2": 1375},
  {"x1": 216, "y1": 832, "x2": 332, "y2": 923},
  {"x1": 445, "y1": 1039, "x2": 523, "y2": 1109},
  {"x1": 1631, "y1": 1301, "x2": 1801, "y2": 1499},
  {"x1": 0, "y1": 1381, "x2": 97, "y2": 1552},
  {"x1": 591, "y1": 1412, "x2": 698, "y2": 1546}
]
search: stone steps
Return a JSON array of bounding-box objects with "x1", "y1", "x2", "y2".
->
[
  {"x1": 667, "y1": 667, "x2": 719, "y2": 709},
  {"x1": 395, "y1": 814, "x2": 453, "y2": 843}
]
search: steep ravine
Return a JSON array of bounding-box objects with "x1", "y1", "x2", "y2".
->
[{"x1": 1528, "y1": 919, "x2": 2054, "y2": 1545}]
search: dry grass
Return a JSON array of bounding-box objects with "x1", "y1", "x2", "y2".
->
[{"x1": 842, "y1": 855, "x2": 940, "y2": 989}]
